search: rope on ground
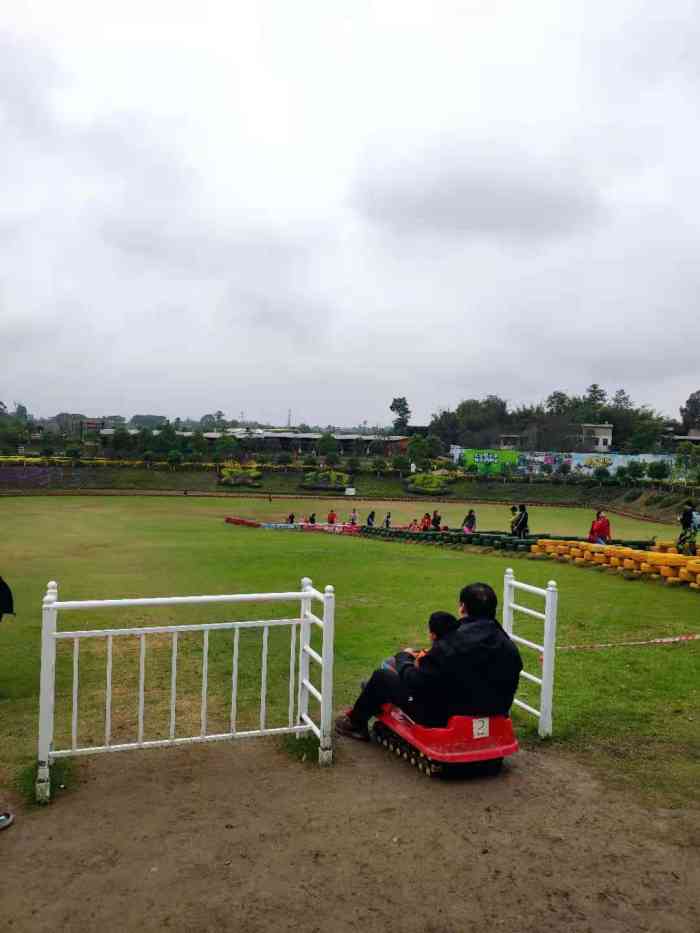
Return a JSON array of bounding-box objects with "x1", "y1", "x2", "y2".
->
[{"x1": 557, "y1": 633, "x2": 700, "y2": 651}]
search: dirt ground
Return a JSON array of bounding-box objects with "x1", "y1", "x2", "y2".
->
[{"x1": 1, "y1": 739, "x2": 698, "y2": 933}]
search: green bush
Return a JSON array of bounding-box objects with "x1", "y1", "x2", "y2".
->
[
  {"x1": 301, "y1": 469, "x2": 350, "y2": 491},
  {"x1": 219, "y1": 464, "x2": 262, "y2": 487},
  {"x1": 405, "y1": 472, "x2": 451, "y2": 495},
  {"x1": 647, "y1": 461, "x2": 670, "y2": 481}
]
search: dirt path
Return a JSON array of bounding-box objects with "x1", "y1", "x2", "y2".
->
[{"x1": 2, "y1": 740, "x2": 698, "y2": 933}]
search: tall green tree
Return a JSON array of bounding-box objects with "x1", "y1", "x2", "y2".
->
[
  {"x1": 389, "y1": 397, "x2": 411, "y2": 432},
  {"x1": 545, "y1": 391, "x2": 570, "y2": 416},
  {"x1": 675, "y1": 441, "x2": 695, "y2": 472},
  {"x1": 13, "y1": 403, "x2": 29, "y2": 423},
  {"x1": 407, "y1": 435, "x2": 429, "y2": 465},
  {"x1": 584, "y1": 384, "x2": 607, "y2": 408},
  {"x1": 428, "y1": 409, "x2": 460, "y2": 446},
  {"x1": 318, "y1": 433, "x2": 338, "y2": 456},
  {"x1": 680, "y1": 390, "x2": 700, "y2": 430},
  {"x1": 611, "y1": 389, "x2": 633, "y2": 409}
]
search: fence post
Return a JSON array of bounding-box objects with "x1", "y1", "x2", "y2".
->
[
  {"x1": 318, "y1": 585, "x2": 335, "y2": 766},
  {"x1": 502, "y1": 568, "x2": 514, "y2": 635},
  {"x1": 539, "y1": 580, "x2": 559, "y2": 737},
  {"x1": 36, "y1": 581, "x2": 58, "y2": 803},
  {"x1": 296, "y1": 577, "x2": 312, "y2": 738}
]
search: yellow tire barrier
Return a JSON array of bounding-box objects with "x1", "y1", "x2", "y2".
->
[{"x1": 530, "y1": 540, "x2": 700, "y2": 591}]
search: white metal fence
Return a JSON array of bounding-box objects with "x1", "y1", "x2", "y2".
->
[
  {"x1": 502, "y1": 568, "x2": 558, "y2": 737},
  {"x1": 36, "y1": 577, "x2": 335, "y2": 802}
]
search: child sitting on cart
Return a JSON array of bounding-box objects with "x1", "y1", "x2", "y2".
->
[{"x1": 380, "y1": 612, "x2": 459, "y2": 673}]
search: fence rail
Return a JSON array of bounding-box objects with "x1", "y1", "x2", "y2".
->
[
  {"x1": 502, "y1": 568, "x2": 558, "y2": 737},
  {"x1": 36, "y1": 577, "x2": 335, "y2": 803}
]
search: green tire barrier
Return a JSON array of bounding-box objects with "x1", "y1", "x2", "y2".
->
[{"x1": 359, "y1": 525, "x2": 654, "y2": 553}]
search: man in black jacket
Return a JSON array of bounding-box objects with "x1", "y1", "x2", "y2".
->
[
  {"x1": 0, "y1": 576, "x2": 14, "y2": 623},
  {"x1": 336, "y1": 582, "x2": 523, "y2": 740},
  {"x1": 512, "y1": 504, "x2": 529, "y2": 539}
]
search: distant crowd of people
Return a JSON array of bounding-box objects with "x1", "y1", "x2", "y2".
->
[
  {"x1": 280, "y1": 504, "x2": 540, "y2": 537},
  {"x1": 286, "y1": 508, "x2": 393, "y2": 529},
  {"x1": 281, "y1": 502, "x2": 700, "y2": 550}
]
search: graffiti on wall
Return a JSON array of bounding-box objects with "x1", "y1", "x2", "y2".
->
[
  {"x1": 451, "y1": 447, "x2": 676, "y2": 476},
  {"x1": 459, "y1": 449, "x2": 519, "y2": 475}
]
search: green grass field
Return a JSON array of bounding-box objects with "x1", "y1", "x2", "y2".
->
[{"x1": 0, "y1": 496, "x2": 697, "y2": 805}]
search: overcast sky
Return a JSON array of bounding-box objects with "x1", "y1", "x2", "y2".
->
[{"x1": 2, "y1": 1, "x2": 699, "y2": 425}]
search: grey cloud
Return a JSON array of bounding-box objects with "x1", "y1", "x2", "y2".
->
[
  {"x1": 2, "y1": 7, "x2": 700, "y2": 424},
  {"x1": 99, "y1": 216, "x2": 314, "y2": 280},
  {"x1": 0, "y1": 31, "x2": 62, "y2": 138},
  {"x1": 230, "y1": 291, "x2": 333, "y2": 345},
  {"x1": 354, "y1": 141, "x2": 606, "y2": 240}
]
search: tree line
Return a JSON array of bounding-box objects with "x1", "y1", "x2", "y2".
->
[{"x1": 422, "y1": 386, "x2": 700, "y2": 453}]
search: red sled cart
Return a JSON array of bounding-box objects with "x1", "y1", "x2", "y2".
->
[{"x1": 372, "y1": 704, "x2": 519, "y2": 777}]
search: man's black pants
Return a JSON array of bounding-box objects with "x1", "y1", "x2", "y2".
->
[{"x1": 350, "y1": 669, "x2": 428, "y2": 728}]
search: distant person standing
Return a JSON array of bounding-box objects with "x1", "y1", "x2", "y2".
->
[
  {"x1": 383, "y1": 512, "x2": 392, "y2": 529},
  {"x1": 366, "y1": 510, "x2": 376, "y2": 528},
  {"x1": 0, "y1": 577, "x2": 16, "y2": 830},
  {"x1": 512, "y1": 504, "x2": 529, "y2": 538},
  {"x1": 327, "y1": 509, "x2": 337, "y2": 525},
  {"x1": 678, "y1": 501, "x2": 697, "y2": 555},
  {"x1": 462, "y1": 509, "x2": 476, "y2": 534},
  {"x1": 308, "y1": 512, "x2": 316, "y2": 525},
  {"x1": 588, "y1": 510, "x2": 611, "y2": 544},
  {"x1": 349, "y1": 508, "x2": 359, "y2": 526},
  {"x1": 287, "y1": 513, "x2": 295, "y2": 524},
  {"x1": 0, "y1": 576, "x2": 14, "y2": 624},
  {"x1": 509, "y1": 505, "x2": 518, "y2": 534},
  {"x1": 431, "y1": 509, "x2": 441, "y2": 530}
]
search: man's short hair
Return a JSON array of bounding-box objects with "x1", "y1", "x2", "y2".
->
[{"x1": 459, "y1": 582, "x2": 498, "y2": 620}]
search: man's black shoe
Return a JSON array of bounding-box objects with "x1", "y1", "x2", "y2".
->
[{"x1": 335, "y1": 712, "x2": 370, "y2": 741}]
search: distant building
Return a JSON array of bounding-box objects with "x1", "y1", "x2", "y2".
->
[
  {"x1": 674, "y1": 427, "x2": 700, "y2": 444},
  {"x1": 579, "y1": 423, "x2": 613, "y2": 451},
  {"x1": 81, "y1": 418, "x2": 107, "y2": 439},
  {"x1": 499, "y1": 425, "x2": 540, "y2": 451},
  {"x1": 51, "y1": 413, "x2": 86, "y2": 437},
  {"x1": 96, "y1": 427, "x2": 408, "y2": 456}
]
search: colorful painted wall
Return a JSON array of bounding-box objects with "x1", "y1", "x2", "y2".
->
[
  {"x1": 451, "y1": 447, "x2": 677, "y2": 477},
  {"x1": 458, "y1": 448, "x2": 520, "y2": 475}
]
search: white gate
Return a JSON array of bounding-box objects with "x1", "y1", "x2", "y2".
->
[
  {"x1": 36, "y1": 577, "x2": 335, "y2": 802},
  {"x1": 502, "y1": 568, "x2": 558, "y2": 737}
]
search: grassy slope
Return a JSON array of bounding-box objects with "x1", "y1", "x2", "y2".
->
[
  {"x1": 2, "y1": 467, "x2": 686, "y2": 523},
  {"x1": 0, "y1": 496, "x2": 696, "y2": 804}
]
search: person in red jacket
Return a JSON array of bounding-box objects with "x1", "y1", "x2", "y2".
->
[
  {"x1": 327, "y1": 509, "x2": 337, "y2": 525},
  {"x1": 588, "y1": 510, "x2": 611, "y2": 543}
]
